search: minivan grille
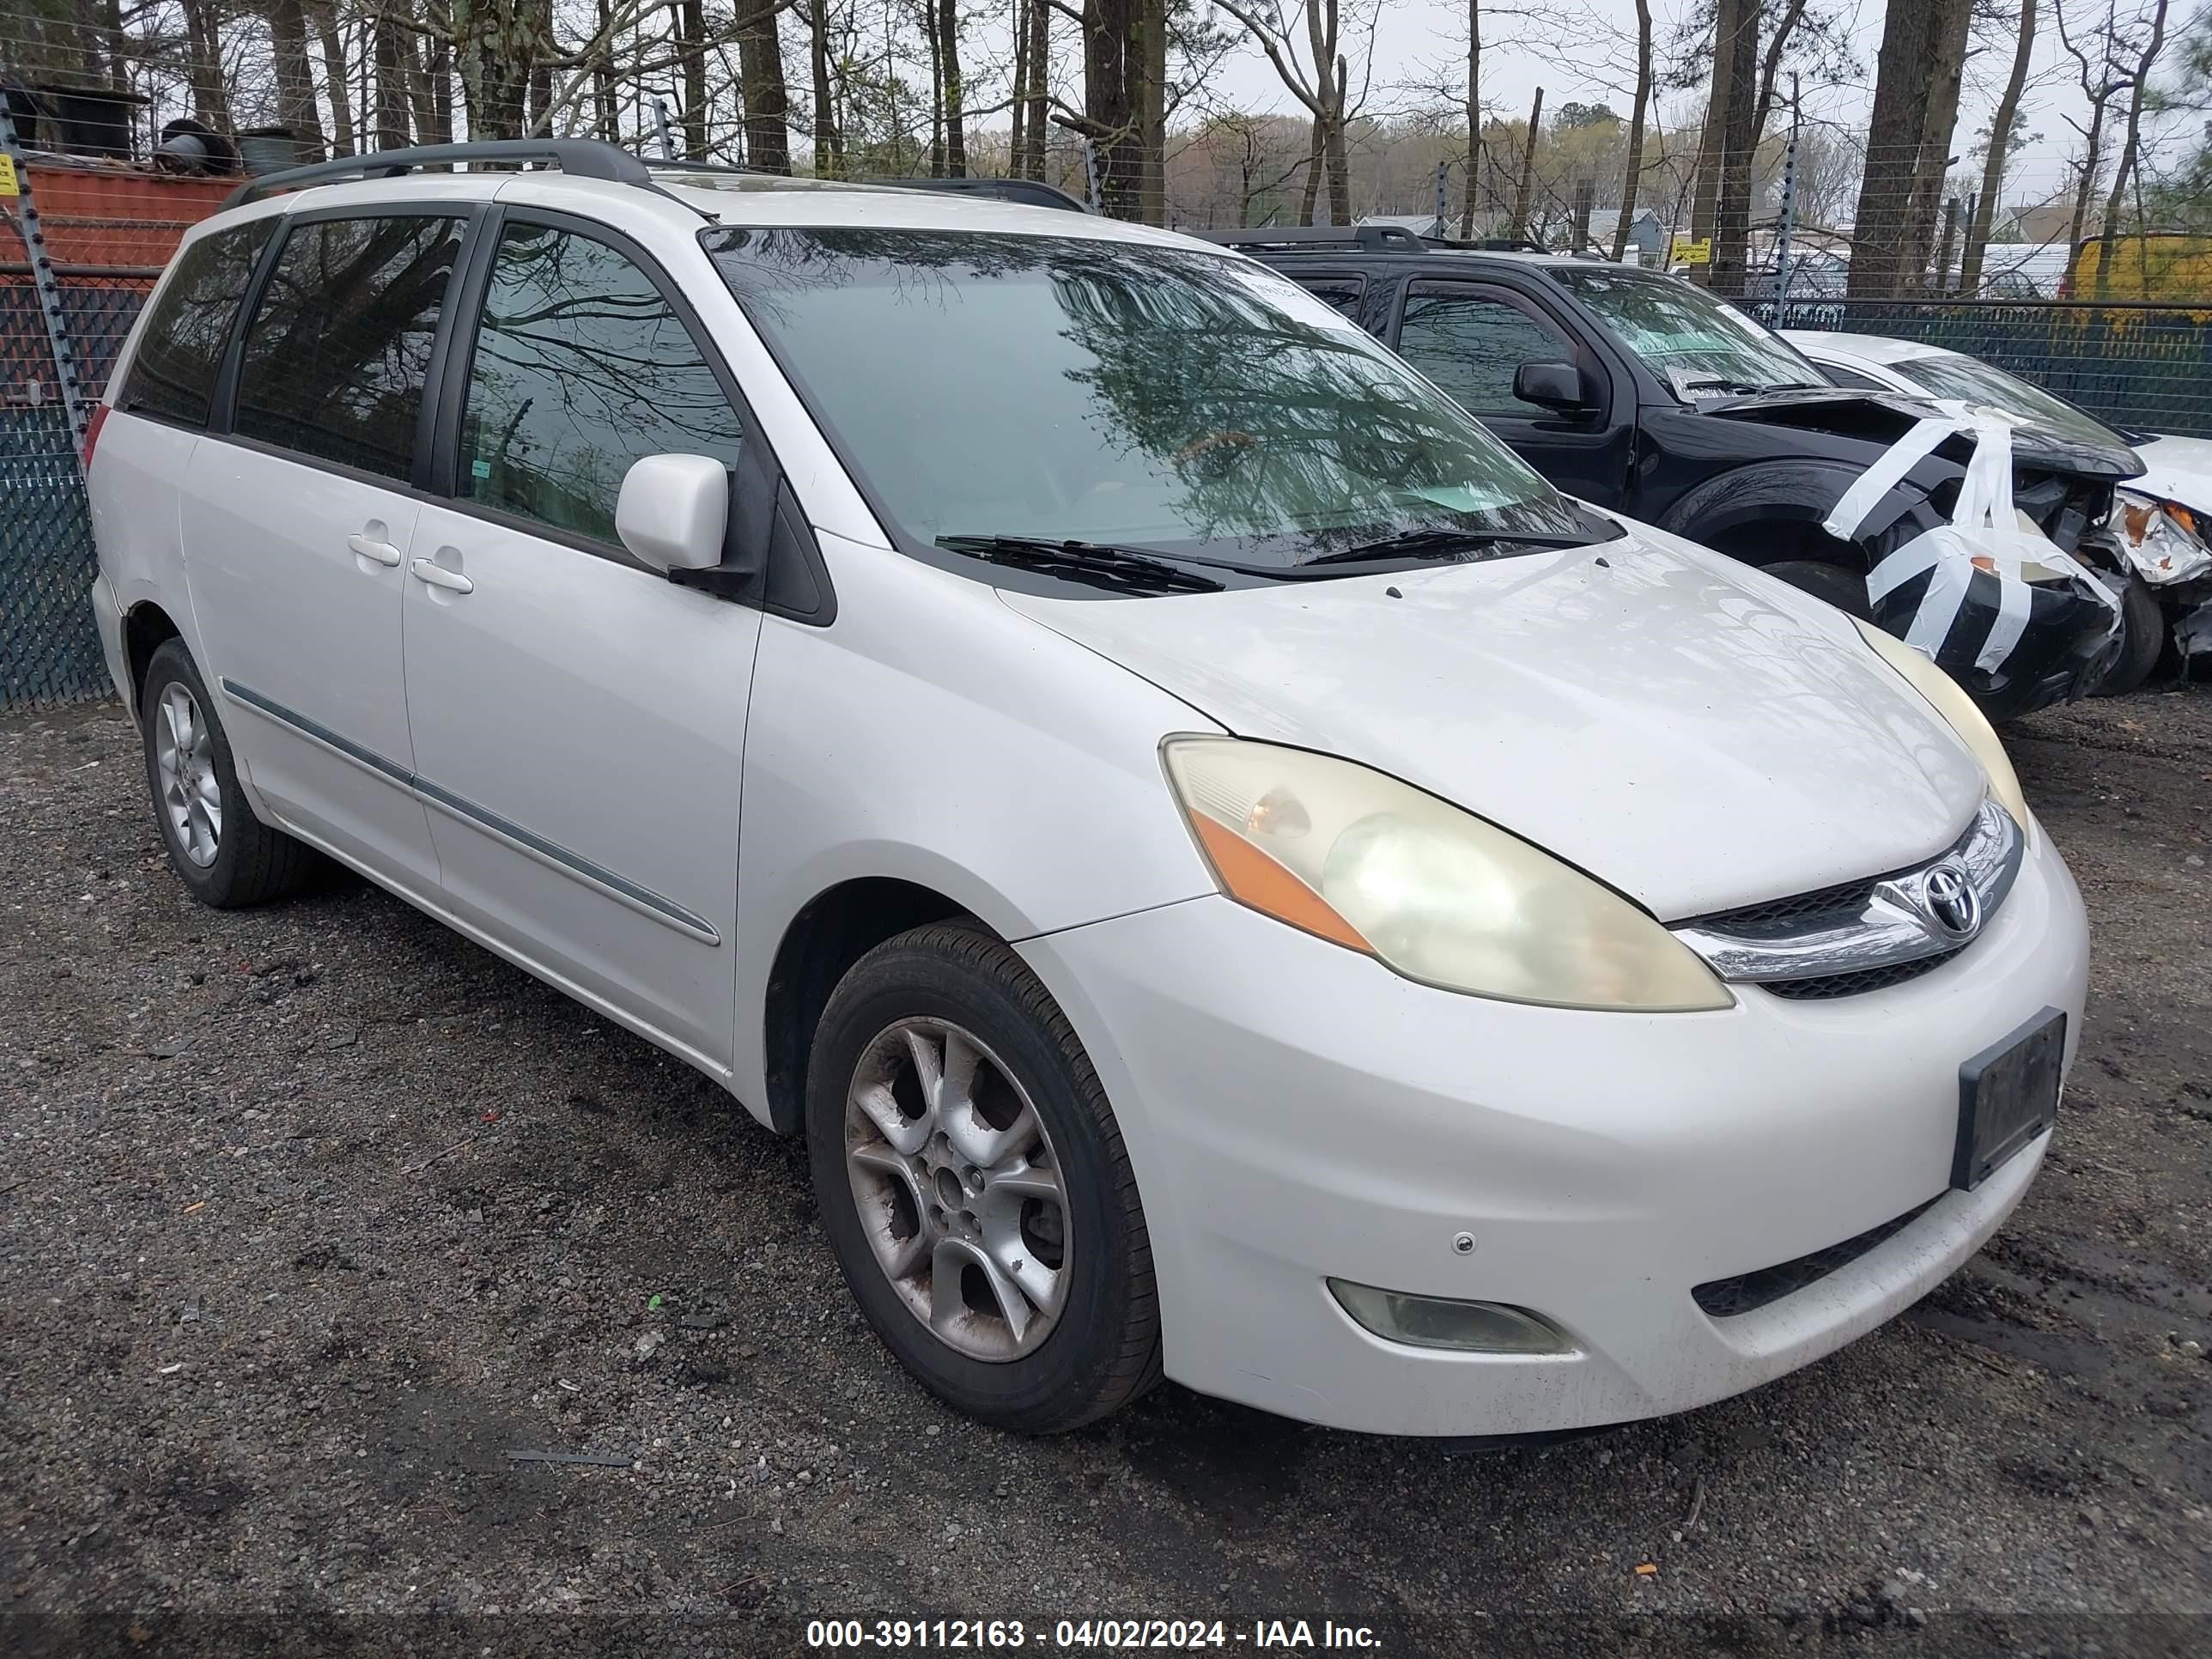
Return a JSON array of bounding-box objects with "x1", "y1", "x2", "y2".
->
[
  {"x1": 1759, "y1": 947, "x2": 1966, "y2": 1000},
  {"x1": 1691, "y1": 874, "x2": 1881, "y2": 938}
]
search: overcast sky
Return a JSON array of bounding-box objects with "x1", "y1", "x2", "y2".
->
[{"x1": 1191, "y1": 0, "x2": 2188, "y2": 211}]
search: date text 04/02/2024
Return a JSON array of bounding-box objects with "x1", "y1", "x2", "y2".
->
[{"x1": 804, "y1": 1619, "x2": 1384, "y2": 1650}]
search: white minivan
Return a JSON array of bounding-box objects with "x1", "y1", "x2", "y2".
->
[{"x1": 88, "y1": 142, "x2": 2087, "y2": 1438}]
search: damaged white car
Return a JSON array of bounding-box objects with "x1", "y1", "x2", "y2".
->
[{"x1": 1789, "y1": 331, "x2": 2211, "y2": 691}]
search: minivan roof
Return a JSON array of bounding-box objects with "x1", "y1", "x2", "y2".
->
[{"x1": 213, "y1": 139, "x2": 1188, "y2": 252}]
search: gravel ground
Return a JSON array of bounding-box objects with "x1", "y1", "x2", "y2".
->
[{"x1": 3, "y1": 689, "x2": 2209, "y2": 1658}]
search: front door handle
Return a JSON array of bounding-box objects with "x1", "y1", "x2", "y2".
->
[
  {"x1": 410, "y1": 556, "x2": 474, "y2": 594},
  {"x1": 346, "y1": 532, "x2": 404, "y2": 567}
]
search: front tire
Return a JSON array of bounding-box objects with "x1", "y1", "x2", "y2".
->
[
  {"x1": 805, "y1": 922, "x2": 1161, "y2": 1432},
  {"x1": 2090, "y1": 575, "x2": 2165, "y2": 697},
  {"x1": 139, "y1": 639, "x2": 325, "y2": 907}
]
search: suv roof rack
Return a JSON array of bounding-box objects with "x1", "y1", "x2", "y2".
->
[
  {"x1": 862, "y1": 176, "x2": 1092, "y2": 214},
  {"x1": 223, "y1": 138, "x2": 655, "y2": 209},
  {"x1": 1194, "y1": 227, "x2": 1564, "y2": 257},
  {"x1": 1195, "y1": 224, "x2": 1432, "y2": 252}
]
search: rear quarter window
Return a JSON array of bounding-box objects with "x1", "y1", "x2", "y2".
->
[
  {"x1": 115, "y1": 221, "x2": 275, "y2": 428},
  {"x1": 233, "y1": 214, "x2": 465, "y2": 482}
]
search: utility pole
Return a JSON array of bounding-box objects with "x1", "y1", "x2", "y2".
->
[
  {"x1": 651, "y1": 97, "x2": 677, "y2": 161},
  {"x1": 1771, "y1": 73, "x2": 1801, "y2": 314},
  {"x1": 0, "y1": 105, "x2": 90, "y2": 471},
  {"x1": 1433, "y1": 161, "x2": 1449, "y2": 234}
]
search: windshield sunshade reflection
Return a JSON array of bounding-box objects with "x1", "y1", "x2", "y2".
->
[{"x1": 702, "y1": 228, "x2": 1596, "y2": 580}]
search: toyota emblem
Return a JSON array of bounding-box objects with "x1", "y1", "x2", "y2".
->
[{"x1": 1922, "y1": 862, "x2": 1982, "y2": 939}]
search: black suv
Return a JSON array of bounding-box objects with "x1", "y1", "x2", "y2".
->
[{"x1": 1215, "y1": 227, "x2": 2138, "y2": 719}]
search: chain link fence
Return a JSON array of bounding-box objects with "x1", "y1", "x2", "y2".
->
[
  {"x1": 1742, "y1": 295, "x2": 2212, "y2": 442},
  {"x1": 2, "y1": 202, "x2": 167, "y2": 710}
]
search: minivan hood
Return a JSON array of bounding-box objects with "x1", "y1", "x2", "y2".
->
[{"x1": 1000, "y1": 526, "x2": 1987, "y2": 920}]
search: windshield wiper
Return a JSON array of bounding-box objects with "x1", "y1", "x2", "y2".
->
[
  {"x1": 1302, "y1": 527, "x2": 1604, "y2": 567},
  {"x1": 1679, "y1": 377, "x2": 1822, "y2": 396},
  {"x1": 936, "y1": 534, "x2": 1224, "y2": 596}
]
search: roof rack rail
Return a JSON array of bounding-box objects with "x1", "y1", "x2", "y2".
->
[
  {"x1": 1194, "y1": 224, "x2": 1431, "y2": 252},
  {"x1": 222, "y1": 138, "x2": 654, "y2": 209},
  {"x1": 638, "y1": 156, "x2": 781, "y2": 178},
  {"x1": 861, "y1": 176, "x2": 1093, "y2": 214}
]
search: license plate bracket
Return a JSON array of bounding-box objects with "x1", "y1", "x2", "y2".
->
[{"x1": 1953, "y1": 1008, "x2": 2065, "y2": 1191}]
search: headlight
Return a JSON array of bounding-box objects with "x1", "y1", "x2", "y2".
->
[
  {"x1": 1850, "y1": 617, "x2": 2029, "y2": 829},
  {"x1": 1161, "y1": 738, "x2": 1732, "y2": 1011},
  {"x1": 2111, "y1": 489, "x2": 2212, "y2": 584}
]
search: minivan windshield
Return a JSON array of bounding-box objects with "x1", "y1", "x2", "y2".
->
[
  {"x1": 702, "y1": 228, "x2": 1598, "y2": 574},
  {"x1": 1548, "y1": 265, "x2": 1823, "y2": 399}
]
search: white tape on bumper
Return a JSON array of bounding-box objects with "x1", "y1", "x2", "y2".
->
[{"x1": 1825, "y1": 399, "x2": 2116, "y2": 675}]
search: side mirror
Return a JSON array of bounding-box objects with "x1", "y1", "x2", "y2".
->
[
  {"x1": 616, "y1": 453, "x2": 729, "y2": 573},
  {"x1": 1513, "y1": 360, "x2": 1590, "y2": 413}
]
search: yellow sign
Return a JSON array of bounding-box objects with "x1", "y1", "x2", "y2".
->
[
  {"x1": 1673, "y1": 237, "x2": 1711, "y2": 265},
  {"x1": 0, "y1": 155, "x2": 17, "y2": 198}
]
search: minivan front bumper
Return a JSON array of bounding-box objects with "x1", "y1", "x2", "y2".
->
[{"x1": 1021, "y1": 823, "x2": 2087, "y2": 1437}]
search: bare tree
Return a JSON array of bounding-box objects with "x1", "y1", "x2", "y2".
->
[
  {"x1": 1211, "y1": 0, "x2": 1379, "y2": 225},
  {"x1": 1510, "y1": 84, "x2": 1540, "y2": 234},
  {"x1": 1850, "y1": 0, "x2": 1941, "y2": 294},
  {"x1": 738, "y1": 0, "x2": 793, "y2": 170},
  {"x1": 1960, "y1": 0, "x2": 2039, "y2": 291},
  {"x1": 268, "y1": 0, "x2": 328, "y2": 156},
  {"x1": 1708, "y1": 0, "x2": 1759, "y2": 285},
  {"x1": 2095, "y1": 0, "x2": 2171, "y2": 290},
  {"x1": 1896, "y1": 0, "x2": 1972, "y2": 289},
  {"x1": 313, "y1": 1, "x2": 356, "y2": 154},
  {"x1": 2060, "y1": 0, "x2": 2135, "y2": 259},
  {"x1": 811, "y1": 0, "x2": 845, "y2": 175},
  {"x1": 1612, "y1": 0, "x2": 1652, "y2": 260},
  {"x1": 1459, "y1": 0, "x2": 1481, "y2": 237}
]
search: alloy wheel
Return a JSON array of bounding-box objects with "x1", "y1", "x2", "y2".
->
[
  {"x1": 842, "y1": 1017, "x2": 1071, "y2": 1361},
  {"x1": 154, "y1": 682, "x2": 222, "y2": 868}
]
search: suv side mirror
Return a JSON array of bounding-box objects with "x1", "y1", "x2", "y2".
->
[
  {"x1": 616, "y1": 453, "x2": 729, "y2": 573},
  {"x1": 1513, "y1": 360, "x2": 1590, "y2": 413}
]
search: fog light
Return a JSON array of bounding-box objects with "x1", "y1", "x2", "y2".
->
[{"x1": 1327, "y1": 1279, "x2": 1574, "y2": 1354}]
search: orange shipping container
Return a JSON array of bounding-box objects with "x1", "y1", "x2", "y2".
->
[{"x1": 8, "y1": 161, "x2": 236, "y2": 272}]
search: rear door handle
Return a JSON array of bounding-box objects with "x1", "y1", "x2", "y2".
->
[
  {"x1": 346, "y1": 532, "x2": 404, "y2": 567},
  {"x1": 410, "y1": 557, "x2": 474, "y2": 594}
]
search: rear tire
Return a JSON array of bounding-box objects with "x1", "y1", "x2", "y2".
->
[
  {"x1": 805, "y1": 922, "x2": 1161, "y2": 1432},
  {"x1": 1764, "y1": 558, "x2": 1873, "y2": 620},
  {"x1": 2090, "y1": 576, "x2": 2165, "y2": 697},
  {"x1": 139, "y1": 639, "x2": 325, "y2": 908}
]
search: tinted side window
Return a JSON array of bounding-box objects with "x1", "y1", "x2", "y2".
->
[
  {"x1": 234, "y1": 215, "x2": 463, "y2": 480},
  {"x1": 458, "y1": 223, "x2": 743, "y2": 544},
  {"x1": 1397, "y1": 283, "x2": 1576, "y2": 415},
  {"x1": 118, "y1": 222, "x2": 275, "y2": 427},
  {"x1": 1294, "y1": 277, "x2": 1365, "y2": 319}
]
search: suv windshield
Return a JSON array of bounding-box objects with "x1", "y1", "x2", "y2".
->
[
  {"x1": 702, "y1": 228, "x2": 1596, "y2": 574},
  {"x1": 1548, "y1": 265, "x2": 1822, "y2": 399},
  {"x1": 1890, "y1": 351, "x2": 2130, "y2": 450}
]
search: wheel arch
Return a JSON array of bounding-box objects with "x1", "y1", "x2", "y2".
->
[
  {"x1": 123, "y1": 600, "x2": 185, "y2": 720},
  {"x1": 1660, "y1": 459, "x2": 1941, "y2": 572},
  {"x1": 761, "y1": 876, "x2": 975, "y2": 1137}
]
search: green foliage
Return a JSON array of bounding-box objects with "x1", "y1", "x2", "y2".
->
[{"x1": 1553, "y1": 102, "x2": 1623, "y2": 133}]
